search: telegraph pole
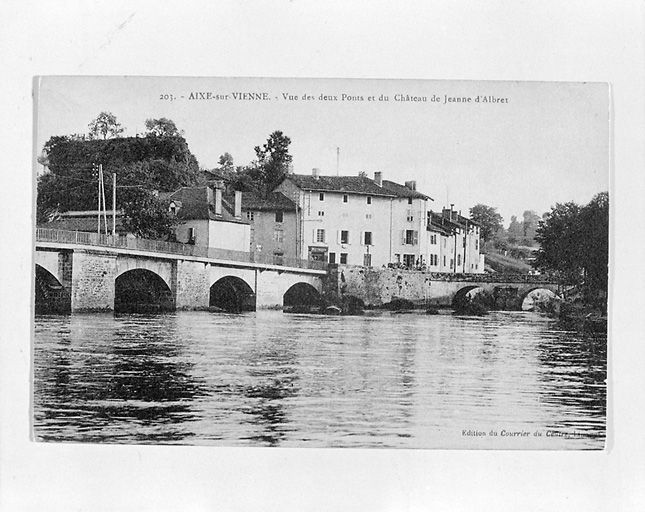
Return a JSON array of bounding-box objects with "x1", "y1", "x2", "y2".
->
[
  {"x1": 96, "y1": 163, "x2": 101, "y2": 234},
  {"x1": 100, "y1": 164, "x2": 108, "y2": 235},
  {"x1": 112, "y1": 172, "x2": 117, "y2": 236}
]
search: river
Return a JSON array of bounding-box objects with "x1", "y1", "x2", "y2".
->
[{"x1": 32, "y1": 310, "x2": 606, "y2": 449}]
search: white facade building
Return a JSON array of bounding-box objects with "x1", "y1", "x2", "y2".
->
[
  {"x1": 168, "y1": 186, "x2": 250, "y2": 253},
  {"x1": 276, "y1": 169, "x2": 483, "y2": 273}
]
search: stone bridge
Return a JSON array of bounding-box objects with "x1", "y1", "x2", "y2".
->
[
  {"x1": 328, "y1": 265, "x2": 561, "y2": 311},
  {"x1": 35, "y1": 229, "x2": 326, "y2": 313}
]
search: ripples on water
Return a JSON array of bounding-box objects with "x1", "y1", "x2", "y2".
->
[{"x1": 33, "y1": 310, "x2": 606, "y2": 449}]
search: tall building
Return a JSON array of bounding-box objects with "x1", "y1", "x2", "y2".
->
[{"x1": 275, "y1": 169, "x2": 482, "y2": 272}]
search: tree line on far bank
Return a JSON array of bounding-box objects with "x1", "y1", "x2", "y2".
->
[{"x1": 469, "y1": 193, "x2": 609, "y2": 304}]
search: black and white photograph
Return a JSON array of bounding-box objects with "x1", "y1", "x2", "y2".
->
[
  {"x1": 33, "y1": 76, "x2": 609, "y2": 449},
  {"x1": 3, "y1": 3, "x2": 645, "y2": 510}
]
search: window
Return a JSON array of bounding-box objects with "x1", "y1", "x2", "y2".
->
[
  {"x1": 430, "y1": 234, "x2": 437, "y2": 244},
  {"x1": 246, "y1": 211, "x2": 255, "y2": 221},
  {"x1": 403, "y1": 254, "x2": 415, "y2": 268},
  {"x1": 443, "y1": 255, "x2": 446, "y2": 267},
  {"x1": 364, "y1": 231, "x2": 372, "y2": 245},
  {"x1": 319, "y1": 192, "x2": 325, "y2": 201},
  {"x1": 343, "y1": 194, "x2": 348, "y2": 203},
  {"x1": 318, "y1": 211, "x2": 325, "y2": 216},
  {"x1": 329, "y1": 252, "x2": 336, "y2": 264},
  {"x1": 475, "y1": 239, "x2": 478, "y2": 250},
  {"x1": 450, "y1": 258, "x2": 454, "y2": 269},
  {"x1": 365, "y1": 213, "x2": 372, "y2": 219},
  {"x1": 273, "y1": 229, "x2": 284, "y2": 243},
  {"x1": 275, "y1": 211, "x2": 283, "y2": 223},
  {"x1": 363, "y1": 253, "x2": 372, "y2": 267},
  {"x1": 316, "y1": 229, "x2": 325, "y2": 243},
  {"x1": 340, "y1": 253, "x2": 348, "y2": 264},
  {"x1": 406, "y1": 209, "x2": 414, "y2": 222},
  {"x1": 404, "y1": 230, "x2": 418, "y2": 245},
  {"x1": 340, "y1": 230, "x2": 349, "y2": 244},
  {"x1": 408, "y1": 197, "x2": 413, "y2": 205},
  {"x1": 366, "y1": 196, "x2": 372, "y2": 205},
  {"x1": 273, "y1": 252, "x2": 284, "y2": 265},
  {"x1": 457, "y1": 254, "x2": 462, "y2": 266},
  {"x1": 188, "y1": 227, "x2": 196, "y2": 244}
]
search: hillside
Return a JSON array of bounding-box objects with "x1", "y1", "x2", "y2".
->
[{"x1": 484, "y1": 251, "x2": 534, "y2": 274}]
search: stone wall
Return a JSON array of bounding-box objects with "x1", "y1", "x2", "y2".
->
[
  {"x1": 326, "y1": 265, "x2": 559, "y2": 309},
  {"x1": 71, "y1": 250, "x2": 117, "y2": 311},
  {"x1": 175, "y1": 260, "x2": 209, "y2": 310}
]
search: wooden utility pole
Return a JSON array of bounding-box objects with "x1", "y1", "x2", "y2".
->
[{"x1": 112, "y1": 172, "x2": 117, "y2": 236}]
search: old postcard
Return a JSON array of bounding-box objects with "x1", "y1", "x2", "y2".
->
[{"x1": 33, "y1": 76, "x2": 609, "y2": 449}]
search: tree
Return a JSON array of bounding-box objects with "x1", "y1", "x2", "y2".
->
[
  {"x1": 145, "y1": 117, "x2": 183, "y2": 137},
  {"x1": 469, "y1": 204, "x2": 503, "y2": 244},
  {"x1": 507, "y1": 215, "x2": 523, "y2": 244},
  {"x1": 253, "y1": 130, "x2": 293, "y2": 195},
  {"x1": 218, "y1": 152, "x2": 235, "y2": 171},
  {"x1": 88, "y1": 112, "x2": 125, "y2": 140},
  {"x1": 533, "y1": 192, "x2": 608, "y2": 303},
  {"x1": 37, "y1": 132, "x2": 201, "y2": 238},
  {"x1": 522, "y1": 210, "x2": 541, "y2": 244},
  {"x1": 534, "y1": 201, "x2": 583, "y2": 285}
]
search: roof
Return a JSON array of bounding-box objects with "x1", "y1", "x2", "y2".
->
[
  {"x1": 441, "y1": 208, "x2": 480, "y2": 228},
  {"x1": 282, "y1": 174, "x2": 395, "y2": 197},
  {"x1": 380, "y1": 179, "x2": 433, "y2": 200},
  {"x1": 427, "y1": 212, "x2": 455, "y2": 236},
  {"x1": 38, "y1": 216, "x2": 128, "y2": 234},
  {"x1": 239, "y1": 191, "x2": 298, "y2": 212},
  {"x1": 168, "y1": 187, "x2": 249, "y2": 224},
  {"x1": 282, "y1": 173, "x2": 434, "y2": 200}
]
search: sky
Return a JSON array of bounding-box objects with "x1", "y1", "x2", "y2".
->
[{"x1": 35, "y1": 76, "x2": 610, "y2": 224}]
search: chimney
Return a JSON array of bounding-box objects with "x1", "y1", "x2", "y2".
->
[
  {"x1": 234, "y1": 190, "x2": 242, "y2": 218},
  {"x1": 312, "y1": 168, "x2": 320, "y2": 178},
  {"x1": 374, "y1": 171, "x2": 383, "y2": 187},
  {"x1": 405, "y1": 180, "x2": 417, "y2": 191},
  {"x1": 215, "y1": 187, "x2": 222, "y2": 216}
]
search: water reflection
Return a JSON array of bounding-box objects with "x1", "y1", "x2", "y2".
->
[
  {"x1": 535, "y1": 326, "x2": 607, "y2": 442},
  {"x1": 33, "y1": 310, "x2": 607, "y2": 448},
  {"x1": 34, "y1": 314, "x2": 207, "y2": 443}
]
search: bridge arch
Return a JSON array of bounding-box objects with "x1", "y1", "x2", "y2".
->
[
  {"x1": 452, "y1": 285, "x2": 486, "y2": 307},
  {"x1": 115, "y1": 259, "x2": 173, "y2": 291},
  {"x1": 35, "y1": 264, "x2": 71, "y2": 314},
  {"x1": 520, "y1": 287, "x2": 558, "y2": 311},
  {"x1": 210, "y1": 276, "x2": 256, "y2": 312},
  {"x1": 115, "y1": 269, "x2": 175, "y2": 313},
  {"x1": 283, "y1": 282, "x2": 322, "y2": 313}
]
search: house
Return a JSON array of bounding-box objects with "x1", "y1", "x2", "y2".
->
[
  {"x1": 427, "y1": 208, "x2": 484, "y2": 273},
  {"x1": 237, "y1": 191, "x2": 300, "y2": 264},
  {"x1": 275, "y1": 169, "x2": 397, "y2": 267},
  {"x1": 168, "y1": 185, "x2": 250, "y2": 253},
  {"x1": 378, "y1": 174, "x2": 434, "y2": 269},
  {"x1": 275, "y1": 168, "x2": 483, "y2": 273}
]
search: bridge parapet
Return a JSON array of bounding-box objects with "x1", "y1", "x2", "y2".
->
[
  {"x1": 426, "y1": 272, "x2": 559, "y2": 285},
  {"x1": 36, "y1": 228, "x2": 326, "y2": 271}
]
